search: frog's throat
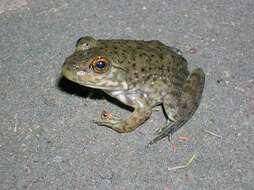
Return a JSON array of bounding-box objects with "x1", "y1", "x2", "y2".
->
[{"x1": 63, "y1": 70, "x2": 128, "y2": 91}]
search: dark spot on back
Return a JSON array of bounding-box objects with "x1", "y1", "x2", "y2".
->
[
  {"x1": 122, "y1": 49, "x2": 128, "y2": 54},
  {"x1": 158, "y1": 65, "x2": 164, "y2": 70},
  {"x1": 121, "y1": 52, "x2": 126, "y2": 58},
  {"x1": 182, "y1": 103, "x2": 187, "y2": 109},
  {"x1": 167, "y1": 65, "x2": 171, "y2": 72},
  {"x1": 113, "y1": 50, "x2": 118, "y2": 55},
  {"x1": 134, "y1": 71, "x2": 139, "y2": 78},
  {"x1": 145, "y1": 75, "x2": 151, "y2": 80}
]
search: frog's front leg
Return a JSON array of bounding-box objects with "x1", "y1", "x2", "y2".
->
[{"x1": 95, "y1": 96, "x2": 152, "y2": 133}]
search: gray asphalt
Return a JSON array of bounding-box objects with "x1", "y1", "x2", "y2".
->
[{"x1": 0, "y1": 0, "x2": 253, "y2": 190}]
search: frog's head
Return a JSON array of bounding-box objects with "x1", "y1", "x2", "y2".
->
[{"x1": 62, "y1": 36, "x2": 128, "y2": 91}]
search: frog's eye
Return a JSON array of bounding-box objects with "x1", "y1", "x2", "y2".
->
[{"x1": 91, "y1": 56, "x2": 110, "y2": 74}]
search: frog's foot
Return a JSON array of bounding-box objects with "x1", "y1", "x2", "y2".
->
[
  {"x1": 154, "y1": 120, "x2": 172, "y2": 134},
  {"x1": 100, "y1": 109, "x2": 121, "y2": 121},
  {"x1": 94, "y1": 103, "x2": 152, "y2": 133},
  {"x1": 93, "y1": 109, "x2": 122, "y2": 128},
  {"x1": 148, "y1": 120, "x2": 175, "y2": 146}
]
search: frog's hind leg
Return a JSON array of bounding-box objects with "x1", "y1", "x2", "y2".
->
[{"x1": 149, "y1": 68, "x2": 205, "y2": 145}]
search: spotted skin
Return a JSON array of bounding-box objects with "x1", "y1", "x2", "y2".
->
[{"x1": 62, "y1": 36, "x2": 205, "y2": 145}]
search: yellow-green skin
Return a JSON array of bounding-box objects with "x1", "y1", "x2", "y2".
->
[{"x1": 62, "y1": 36, "x2": 205, "y2": 145}]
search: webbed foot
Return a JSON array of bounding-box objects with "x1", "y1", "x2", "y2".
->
[{"x1": 148, "y1": 120, "x2": 175, "y2": 146}]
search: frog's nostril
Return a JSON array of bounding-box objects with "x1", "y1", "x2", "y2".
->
[
  {"x1": 63, "y1": 59, "x2": 77, "y2": 70},
  {"x1": 71, "y1": 63, "x2": 79, "y2": 70}
]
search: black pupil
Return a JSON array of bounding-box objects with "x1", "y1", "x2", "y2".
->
[{"x1": 96, "y1": 61, "x2": 105, "y2": 69}]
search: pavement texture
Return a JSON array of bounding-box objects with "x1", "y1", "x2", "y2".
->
[{"x1": 0, "y1": 0, "x2": 253, "y2": 190}]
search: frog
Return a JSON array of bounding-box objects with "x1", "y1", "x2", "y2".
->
[{"x1": 62, "y1": 36, "x2": 205, "y2": 145}]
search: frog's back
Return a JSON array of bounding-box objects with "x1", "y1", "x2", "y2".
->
[{"x1": 97, "y1": 39, "x2": 189, "y2": 81}]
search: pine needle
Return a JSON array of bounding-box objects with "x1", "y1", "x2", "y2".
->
[
  {"x1": 168, "y1": 154, "x2": 196, "y2": 171},
  {"x1": 203, "y1": 129, "x2": 222, "y2": 139}
]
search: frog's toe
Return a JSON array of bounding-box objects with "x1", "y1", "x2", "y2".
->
[
  {"x1": 148, "y1": 133, "x2": 172, "y2": 146},
  {"x1": 93, "y1": 118, "x2": 120, "y2": 127},
  {"x1": 93, "y1": 117, "x2": 131, "y2": 133},
  {"x1": 148, "y1": 120, "x2": 175, "y2": 145},
  {"x1": 94, "y1": 110, "x2": 122, "y2": 126},
  {"x1": 155, "y1": 120, "x2": 172, "y2": 134},
  {"x1": 100, "y1": 110, "x2": 121, "y2": 121},
  {"x1": 148, "y1": 135, "x2": 166, "y2": 146}
]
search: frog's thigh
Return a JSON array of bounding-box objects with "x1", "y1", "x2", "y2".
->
[
  {"x1": 166, "y1": 69, "x2": 204, "y2": 118},
  {"x1": 163, "y1": 68, "x2": 205, "y2": 132},
  {"x1": 149, "y1": 69, "x2": 205, "y2": 145}
]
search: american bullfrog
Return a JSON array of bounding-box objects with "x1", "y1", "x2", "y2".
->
[{"x1": 62, "y1": 36, "x2": 205, "y2": 145}]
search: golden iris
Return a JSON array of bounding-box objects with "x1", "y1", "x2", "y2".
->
[{"x1": 91, "y1": 56, "x2": 110, "y2": 73}]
